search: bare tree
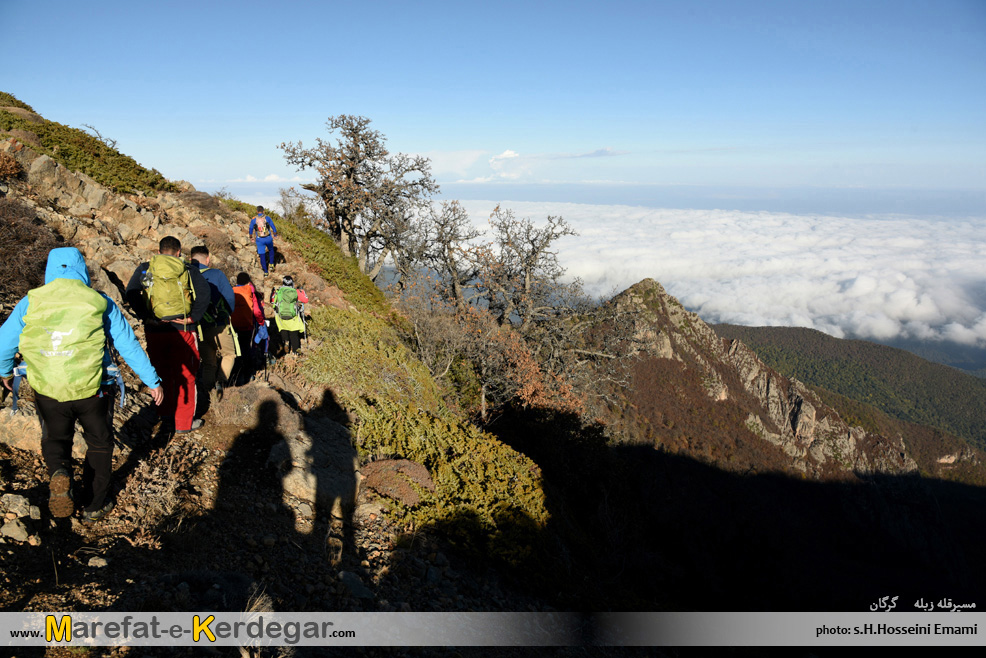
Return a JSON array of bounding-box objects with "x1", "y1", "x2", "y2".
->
[
  {"x1": 473, "y1": 206, "x2": 578, "y2": 331},
  {"x1": 422, "y1": 200, "x2": 482, "y2": 313},
  {"x1": 279, "y1": 116, "x2": 438, "y2": 280},
  {"x1": 82, "y1": 123, "x2": 117, "y2": 150}
]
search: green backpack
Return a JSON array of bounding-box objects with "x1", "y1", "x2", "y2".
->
[
  {"x1": 19, "y1": 279, "x2": 107, "y2": 402},
  {"x1": 274, "y1": 286, "x2": 299, "y2": 320},
  {"x1": 142, "y1": 254, "x2": 194, "y2": 320}
]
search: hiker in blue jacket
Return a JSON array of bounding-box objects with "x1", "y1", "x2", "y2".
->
[
  {"x1": 248, "y1": 205, "x2": 278, "y2": 277},
  {"x1": 190, "y1": 245, "x2": 237, "y2": 392},
  {"x1": 0, "y1": 247, "x2": 163, "y2": 522}
]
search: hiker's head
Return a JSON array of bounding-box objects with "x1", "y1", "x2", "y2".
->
[
  {"x1": 256, "y1": 205, "x2": 264, "y2": 214},
  {"x1": 282, "y1": 275, "x2": 294, "y2": 288},
  {"x1": 44, "y1": 247, "x2": 90, "y2": 286},
  {"x1": 190, "y1": 245, "x2": 210, "y2": 265},
  {"x1": 159, "y1": 236, "x2": 182, "y2": 256},
  {"x1": 236, "y1": 272, "x2": 251, "y2": 286}
]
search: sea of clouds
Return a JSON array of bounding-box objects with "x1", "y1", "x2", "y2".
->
[{"x1": 458, "y1": 200, "x2": 986, "y2": 347}]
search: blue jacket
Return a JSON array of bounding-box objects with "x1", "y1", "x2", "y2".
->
[
  {"x1": 0, "y1": 247, "x2": 161, "y2": 389},
  {"x1": 249, "y1": 214, "x2": 277, "y2": 239},
  {"x1": 194, "y1": 261, "x2": 236, "y2": 327}
]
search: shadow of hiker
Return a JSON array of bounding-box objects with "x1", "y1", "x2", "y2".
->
[
  {"x1": 270, "y1": 388, "x2": 359, "y2": 576},
  {"x1": 109, "y1": 386, "x2": 365, "y2": 614}
]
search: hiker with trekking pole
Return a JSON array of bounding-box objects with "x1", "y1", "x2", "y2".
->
[{"x1": 269, "y1": 275, "x2": 305, "y2": 356}]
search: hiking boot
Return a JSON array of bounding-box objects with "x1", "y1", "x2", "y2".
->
[
  {"x1": 82, "y1": 500, "x2": 114, "y2": 523},
  {"x1": 48, "y1": 468, "x2": 74, "y2": 518},
  {"x1": 175, "y1": 418, "x2": 204, "y2": 434}
]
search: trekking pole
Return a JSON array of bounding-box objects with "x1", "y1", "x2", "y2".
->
[{"x1": 303, "y1": 304, "x2": 309, "y2": 348}]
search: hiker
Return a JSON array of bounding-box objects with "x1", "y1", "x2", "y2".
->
[
  {"x1": 189, "y1": 245, "x2": 236, "y2": 393},
  {"x1": 270, "y1": 275, "x2": 305, "y2": 355},
  {"x1": 125, "y1": 236, "x2": 210, "y2": 433},
  {"x1": 230, "y1": 272, "x2": 266, "y2": 384},
  {"x1": 248, "y1": 205, "x2": 278, "y2": 277},
  {"x1": 0, "y1": 247, "x2": 163, "y2": 521}
]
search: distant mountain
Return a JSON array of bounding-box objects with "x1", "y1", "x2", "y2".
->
[
  {"x1": 712, "y1": 324, "x2": 986, "y2": 452},
  {"x1": 876, "y1": 336, "x2": 986, "y2": 379},
  {"x1": 600, "y1": 279, "x2": 919, "y2": 480}
]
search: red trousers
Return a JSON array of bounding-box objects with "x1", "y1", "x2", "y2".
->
[{"x1": 146, "y1": 329, "x2": 200, "y2": 431}]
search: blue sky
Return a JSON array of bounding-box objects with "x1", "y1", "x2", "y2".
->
[{"x1": 5, "y1": 0, "x2": 985, "y2": 214}]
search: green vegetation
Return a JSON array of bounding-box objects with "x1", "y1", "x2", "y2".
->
[
  {"x1": 221, "y1": 197, "x2": 552, "y2": 565},
  {"x1": 357, "y1": 402, "x2": 547, "y2": 563},
  {"x1": 0, "y1": 91, "x2": 175, "y2": 195},
  {"x1": 302, "y1": 306, "x2": 441, "y2": 412},
  {"x1": 219, "y1": 198, "x2": 389, "y2": 315},
  {"x1": 715, "y1": 324, "x2": 986, "y2": 450},
  {"x1": 0, "y1": 92, "x2": 34, "y2": 112},
  {"x1": 298, "y1": 305, "x2": 548, "y2": 562}
]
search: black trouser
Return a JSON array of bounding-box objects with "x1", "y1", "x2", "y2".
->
[
  {"x1": 35, "y1": 391, "x2": 113, "y2": 514},
  {"x1": 280, "y1": 330, "x2": 301, "y2": 353}
]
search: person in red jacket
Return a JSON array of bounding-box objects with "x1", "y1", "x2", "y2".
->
[
  {"x1": 125, "y1": 236, "x2": 210, "y2": 433},
  {"x1": 230, "y1": 272, "x2": 266, "y2": 385}
]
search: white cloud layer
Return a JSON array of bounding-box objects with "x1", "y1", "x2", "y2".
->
[
  {"x1": 459, "y1": 201, "x2": 986, "y2": 346},
  {"x1": 226, "y1": 174, "x2": 308, "y2": 183}
]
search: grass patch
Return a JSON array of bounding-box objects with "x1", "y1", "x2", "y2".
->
[
  {"x1": 0, "y1": 92, "x2": 33, "y2": 112},
  {"x1": 301, "y1": 305, "x2": 441, "y2": 413}
]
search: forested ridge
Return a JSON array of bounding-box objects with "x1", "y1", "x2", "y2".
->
[{"x1": 714, "y1": 324, "x2": 986, "y2": 451}]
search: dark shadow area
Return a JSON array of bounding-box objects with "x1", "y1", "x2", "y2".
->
[
  {"x1": 477, "y1": 405, "x2": 986, "y2": 612},
  {"x1": 103, "y1": 388, "x2": 365, "y2": 619},
  {"x1": 111, "y1": 399, "x2": 302, "y2": 611}
]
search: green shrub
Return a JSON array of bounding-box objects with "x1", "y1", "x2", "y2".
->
[
  {"x1": 0, "y1": 92, "x2": 34, "y2": 112},
  {"x1": 299, "y1": 302, "x2": 548, "y2": 565},
  {"x1": 0, "y1": 105, "x2": 175, "y2": 195},
  {"x1": 357, "y1": 401, "x2": 548, "y2": 564},
  {"x1": 301, "y1": 306, "x2": 441, "y2": 412}
]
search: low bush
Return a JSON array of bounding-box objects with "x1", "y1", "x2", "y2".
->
[
  {"x1": 0, "y1": 198, "x2": 63, "y2": 310},
  {"x1": 0, "y1": 92, "x2": 33, "y2": 112},
  {"x1": 0, "y1": 152, "x2": 20, "y2": 179}
]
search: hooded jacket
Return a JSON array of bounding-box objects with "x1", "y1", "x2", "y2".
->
[{"x1": 0, "y1": 247, "x2": 161, "y2": 393}]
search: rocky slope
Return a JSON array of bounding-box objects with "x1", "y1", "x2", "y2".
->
[{"x1": 610, "y1": 278, "x2": 918, "y2": 479}]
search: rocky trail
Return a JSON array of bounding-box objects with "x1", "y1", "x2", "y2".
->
[{"x1": 0, "y1": 373, "x2": 553, "y2": 647}]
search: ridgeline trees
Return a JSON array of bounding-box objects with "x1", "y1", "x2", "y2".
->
[
  {"x1": 279, "y1": 115, "x2": 438, "y2": 281},
  {"x1": 282, "y1": 117, "x2": 637, "y2": 422}
]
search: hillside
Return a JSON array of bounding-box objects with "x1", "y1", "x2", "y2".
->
[
  {"x1": 712, "y1": 324, "x2": 986, "y2": 451},
  {"x1": 2, "y1": 94, "x2": 986, "y2": 623}
]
